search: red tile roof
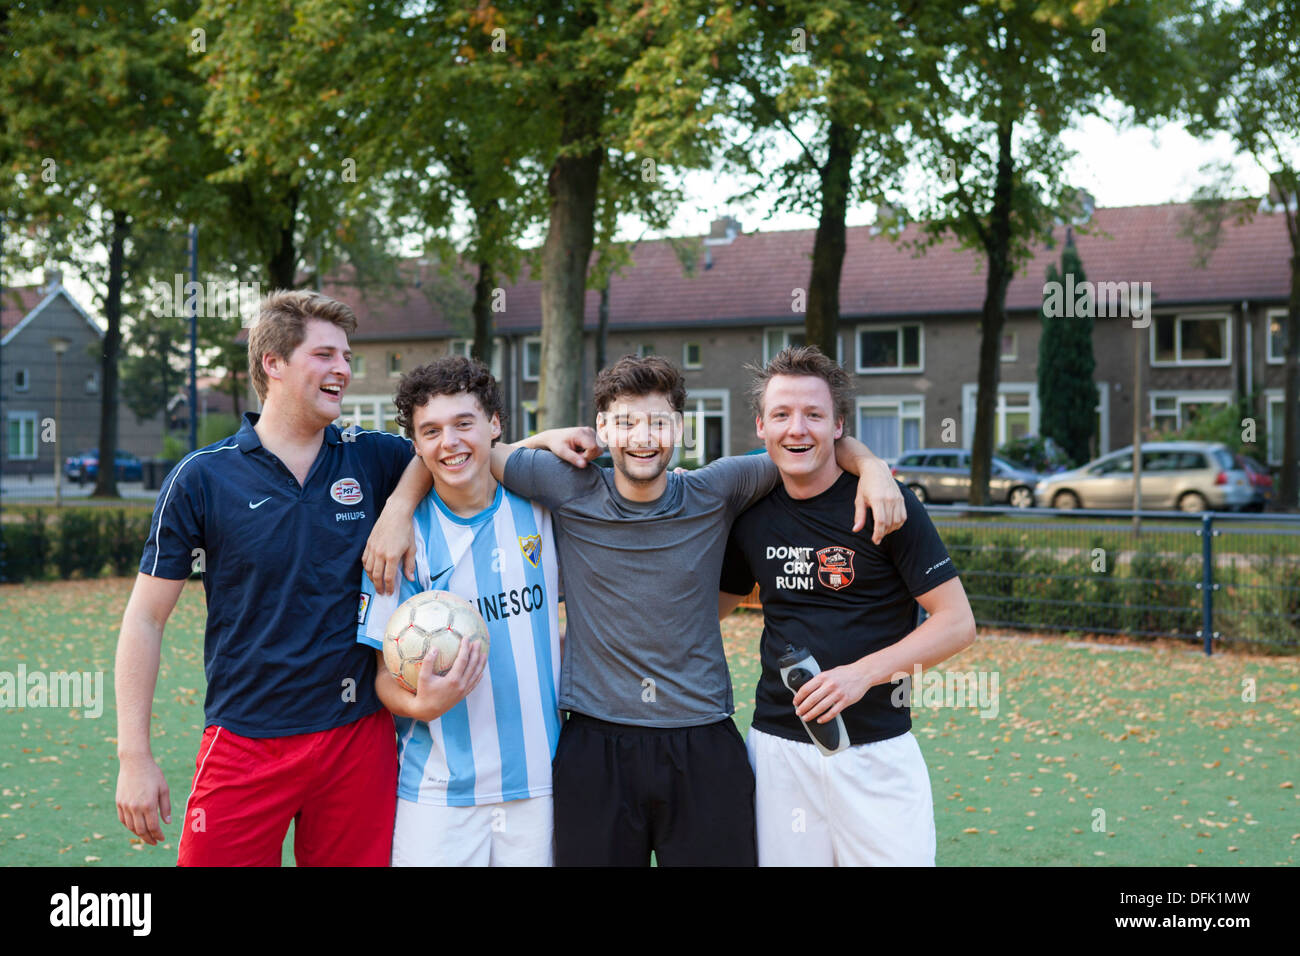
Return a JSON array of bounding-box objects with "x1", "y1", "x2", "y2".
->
[
  {"x1": 311, "y1": 201, "x2": 1296, "y2": 341},
  {"x1": 0, "y1": 285, "x2": 49, "y2": 334}
]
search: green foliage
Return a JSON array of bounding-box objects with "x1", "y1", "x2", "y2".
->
[
  {"x1": 1, "y1": 511, "x2": 52, "y2": 582},
  {"x1": 162, "y1": 434, "x2": 188, "y2": 462},
  {"x1": 998, "y1": 435, "x2": 1073, "y2": 473},
  {"x1": 54, "y1": 510, "x2": 104, "y2": 579},
  {"x1": 198, "y1": 413, "x2": 241, "y2": 447},
  {"x1": 1037, "y1": 241, "x2": 1097, "y2": 465},
  {"x1": 1168, "y1": 397, "x2": 1260, "y2": 457}
]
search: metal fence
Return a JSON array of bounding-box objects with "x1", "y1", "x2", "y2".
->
[{"x1": 927, "y1": 505, "x2": 1300, "y2": 653}]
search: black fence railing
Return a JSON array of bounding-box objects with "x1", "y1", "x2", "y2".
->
[{"x1": 926, "y1": 505, "x2": 1300, "y2": 653}]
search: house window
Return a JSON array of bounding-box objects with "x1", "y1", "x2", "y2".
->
[
  {"x1": 1149, "y1": 391, "x2": 1231, "y2": 432},
  {"x1": 1001, "y1": 331, "x2": 1017, "y2": 362},
  {"x1": 764, "y1": 328, "x2": 843, "y2": 365},
  {"x1": 683, "y1": 342, "x2": 702, "y2": 369},
  {"x1": 1151, "y1": 314, "x2": 1230, "y2": 366},
  {"x1": 856, "y1": 324, "x2": 922, "y2": 373},
  {"x1": 636, "y1": 343, "x2": 655, "y2": 358},
  {"x1": 855, "y1": 397, "x2": 923, "y2": 462},
  {"x1": 387, "y1": 352, "x2": 402, "y2": 377},
  {"x1": 960, "y1": 383, "x2": 1037, "y2": 448},
  {"x1": 523, "y1": 337, "x2": 541, "y2": 382},
  {"x1": 7, "y1": 411, "x2": 38, "y2": 460},
  {"x1": 351, "y1": 353, "x2": 367, "y2": 377},
  {"x1": 521, "y1": 401, "x2": 539, "y2": 439},
  {"x1": 337, "y1": 397, "x2": 402, "y2": 436},
  {"x1": 14, "y1": 368, "x2": 29, "y2": 392},
  {"x1": 85, "y1": 371, "x2": 99, "y2": 394},
  {"x1": 449, "y1": 337, "x2": 505, "y2": 380},
  {"x1": 1265, "y1": 391, "x2": 1298, "y2": 465},
  {"x1": 1267, "y1": 310, "x2": 1287, "y2": 364},
  {"x1": 680, "y1": 390, "x2": 728, "y2": 466}
]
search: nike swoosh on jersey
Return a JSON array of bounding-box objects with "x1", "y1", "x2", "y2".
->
[
  {"x1": 429, "y1": 565, "x2": 454, "y2": 583},
  {"x1": 249, "y1": 497, "x2": 272, "y2": 509}
]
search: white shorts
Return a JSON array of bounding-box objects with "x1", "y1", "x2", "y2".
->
[
  {"x1": 391, "y1": 794, "x2": 554, "y2": 867},
  {"x1": 747, "y1": 727, "x2": 936, "y2": 867}
]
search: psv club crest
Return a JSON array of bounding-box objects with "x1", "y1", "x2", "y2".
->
[{"x1": 817, "y1": 546, "x2": 855, "y2": 591}]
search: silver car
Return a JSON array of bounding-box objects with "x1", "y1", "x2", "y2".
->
[
  {"x1": 891, "y1": 449, "x2": 1041, "y2": 508},
  {"x1": 1033, "y1": 441, "x2": 1253, "y2": 512}
]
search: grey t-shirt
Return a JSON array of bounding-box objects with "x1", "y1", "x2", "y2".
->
[{"x1": 503, "y1": 449, "x2": 779, "y2": 727}]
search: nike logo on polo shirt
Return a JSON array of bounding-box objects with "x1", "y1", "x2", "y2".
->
[{"x1": 249, "y1": 497, "x2": 272, "y2": 509}]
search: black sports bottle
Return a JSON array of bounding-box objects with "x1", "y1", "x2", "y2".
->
[{"x1": 777, "y1": 644, "x2": 849, "y2": 756}]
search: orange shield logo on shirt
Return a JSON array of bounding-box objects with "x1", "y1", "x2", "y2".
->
[{"x1": 817, "y1": 546, "x2": 855, "y2": 591}]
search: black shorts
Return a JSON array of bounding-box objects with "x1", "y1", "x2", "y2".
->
[{"x1": 552, "y1": 712, "x2": 757, "y2": 867}]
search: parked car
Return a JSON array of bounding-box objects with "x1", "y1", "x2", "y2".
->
[
  {"x1": 1236, "y1": 453, "x2": 1274, "y2": 512},
  {"x1": 64, "y1": 449, "x2": 144, "y2": 484},
  {"x1": 890, "y1": 448, "x2": 1041, "y2": 508},
  {"x1": 1033, "y1": 441, "x2": 1253, "y2": 512}
]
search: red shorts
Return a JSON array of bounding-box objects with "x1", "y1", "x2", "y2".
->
[{"x1": 177, "y1": 707, "x2": 398, "y2": 867}]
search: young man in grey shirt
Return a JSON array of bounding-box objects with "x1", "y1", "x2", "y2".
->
[{"x1": 369, "y1": 355, "x2": 904, "y2": 865}]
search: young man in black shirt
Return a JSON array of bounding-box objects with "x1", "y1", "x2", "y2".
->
[{"x1": 720, "y1": 346, "x2": 977, "y2": 866}]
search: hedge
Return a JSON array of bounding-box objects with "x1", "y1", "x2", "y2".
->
[{"x1": 0, "y1": 509, "x2": 153, "y2": 582}]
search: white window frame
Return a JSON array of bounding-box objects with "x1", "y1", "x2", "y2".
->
[
  {"x1": 522, "y1": 336, "x2": 541, "y2": 382},
  {"x1": 1150, "y1": 312, "x2": 1232, "y2": 367},
  {"x1": 636, "y1": 343, "x2": 655, "y2": 358},
  {"x1": 678, "y1": 388, "x2": 729, "y2": 466},
  {"x1": 1266, "y1": 308, "x2": 1288, "y2": 365},
  {"x1": 1148, "y1": 389, "x2": 1232, "y2": 432},
  {"x1": 7, "y1": 411, "x2": 38, "y2": 460},
  {"x1": 854, "y1": 395, "x2": 924, "y2": 462},
  {"x1": 1095, "y1": 382, "x2": 1110, "y2": 455},
  {"x1": 1264, "y1": 388, "x2": 1296, "y2": 465},
  {"x1": 763, "y1": 327, "x2": 844, "y2": 366},
  {"x1": 14, "y1": 368, "x2": 30, "y2": 393},
  {"x1": 855, "y1": 322, "x2": 924, "y2": 374},
  {"x1": 520, "y1": 400, "x2": 539, "y2": 439},
  {"x1": 1000, "y1": 330, "x2": 1018, "y2": 363},
  {"x1": 387, "y1": 351, "x2": 402, "y2": 378},
  {"x1": 85, "y1": 370, "x2": 100, "y2": 394},
  {"x1": 449, "y1": 336, "x2": 505, "y2": 380},
  {"x1": 336, "y1": 395, "x2": 402, "y2": 435},
  {"x1": 351, "y1": 353, "x2": 367, "y2": 377},
  {"x1": 960, "y1": 383, "x2": 1038, "y2": 449},
  {"x1": 683, "y1": 342, "x2": 703, "y2": 370}
]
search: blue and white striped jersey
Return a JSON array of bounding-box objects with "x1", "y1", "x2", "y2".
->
[{"x1": 357, "y1": 482, "x2": 561, "y2": 807}]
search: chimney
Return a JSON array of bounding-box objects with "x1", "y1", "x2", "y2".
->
[
  {"x1": 44, "y1": 267, "x2": 63, "y2": 290},
  {"x1": 704, "y1": 216, "x2": 742, "y2": 244}
]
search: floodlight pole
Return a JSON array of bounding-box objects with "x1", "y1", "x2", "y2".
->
[{"x1": 187, "y1": 223, "x2": 199, "y2": 453}]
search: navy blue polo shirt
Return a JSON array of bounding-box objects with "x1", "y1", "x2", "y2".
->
[{"x1": 139, "y1": 412, "x2": 414, "y2": 737}]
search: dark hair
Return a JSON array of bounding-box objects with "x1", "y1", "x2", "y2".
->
[
  {"x1": 592, "y1": 355, "x2": 686, "y2": 414},
  {"x1": 393, "y1": 355, "x2": 507, "y2": 441},
  {"x1": 748, "y1": 345, "x2": 853, "y2": 422}
]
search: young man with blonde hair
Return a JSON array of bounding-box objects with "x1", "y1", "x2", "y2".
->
[{"x1": 114, "y1": 290, "x2": 428, "y2": 866}]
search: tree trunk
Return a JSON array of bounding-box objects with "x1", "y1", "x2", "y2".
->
[
  {"x1": 267, "y1": 185, "x2": 300, "y2": 289},
  {"x1": 596, "y1": 279, "x2": 610, "y2": 373},
  {"x1": 969, "y1": 121, "x2": 1015, "y2": 507},
  {"x1": 805, "y1": 120, "x2": 857, "y2": 361},
  {"x1": 472, "y1": 259, "x2": 495, "y2": 372},
  {"x1": 538, "y1": 93, "x2": 603, "y2": 429},
  {"x1": 1278, "y1": 242, "x2": 1300, "y2": 510},
  {"x1": 92, "y1": 211, "x2": 130, "y2": 498}
]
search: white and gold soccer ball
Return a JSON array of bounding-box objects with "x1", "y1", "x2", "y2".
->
[{"x1": 382, "y1": 590, "x2": 491, "y2": 692}]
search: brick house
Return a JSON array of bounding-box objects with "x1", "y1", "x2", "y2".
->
[
  {"x1": 1, "y1": 270, "x2": 163, "y2": 477},
  {"x1": 270, "y1": 201, "x2": 1293, "y2": 467}
]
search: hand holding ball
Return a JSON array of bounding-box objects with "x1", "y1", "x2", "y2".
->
[{"x1": 383, "y1": 590, "x2": 491, "y2": 692}]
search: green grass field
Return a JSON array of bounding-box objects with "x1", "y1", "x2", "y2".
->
[{"x1": 1, "y1": 577, "x2": 1296, "y2": 866}]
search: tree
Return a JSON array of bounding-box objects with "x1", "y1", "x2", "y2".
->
[
  {"x1": 902, "y1": 0, "x2": 1185, "y2": 504},
  {"x1": 1183, "y1": 0, "x2": 1300, "y2": 508},
  {"x1": 1037, "y1": 233, "x2": 1097, "y2": 465},
  {"x1": 3, "y1": 1, "x2": 214, "y2": 497}
]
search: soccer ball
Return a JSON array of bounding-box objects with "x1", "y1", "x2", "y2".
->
[{"x1": 382, "y1": 590, "x2": 491, "y2": 692}]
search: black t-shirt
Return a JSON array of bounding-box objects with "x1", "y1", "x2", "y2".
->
[{"x1": 720, "y1": 473, "x2": 960, "y2": 746}]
